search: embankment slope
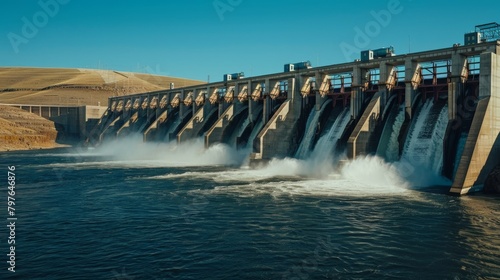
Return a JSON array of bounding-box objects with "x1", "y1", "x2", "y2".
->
[{"x1": 0, "y1": 105, "x2": 60, "y2": 151}]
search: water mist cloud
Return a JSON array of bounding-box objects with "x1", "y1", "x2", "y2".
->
[{"x1": 95, "y1": 135, "x2": 248, "y2": 167}]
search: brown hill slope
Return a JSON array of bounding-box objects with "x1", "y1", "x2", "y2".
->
[
  {"x1": 0, "y1": 67, "x2": 204, "y2": 106},
  {"x1": 0, "y1": 105, "x2": 60, "y2": 151}
]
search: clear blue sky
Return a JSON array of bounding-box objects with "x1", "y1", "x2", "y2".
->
[{"x1": 2, "y1": 0, "x2": 500, "y2": 82}]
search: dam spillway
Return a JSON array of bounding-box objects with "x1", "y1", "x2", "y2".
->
[{"x1": 87, "y1": 41, "x2": 500, "y2": 195}]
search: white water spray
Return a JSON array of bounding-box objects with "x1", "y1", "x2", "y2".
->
[
  {"x1": 150, "y1": 106, "x2": 410, "y2": 196},
  {"x1": 246, "y1": 117, "x2": 264, "y2": 149},
  {"x1": 309, "y1": 108, "x2": 351, "y2": 162},
  {"x1": 399, "y1": 100, "x2": 450, "y2": 186},
  {"x1": 95, "y1": 135, "x2": 248, "y2": 167},
  {"x1": 385, "y1": 105, "x2": 406, "y2": 162},
  {"x1": 153, "y1": 155, "x2": 409, "y2": 197},
  {"x1": 295, "y1": 101, "x2": 331, "y2": 159}
]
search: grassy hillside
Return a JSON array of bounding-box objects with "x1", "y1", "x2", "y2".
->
[
  {"x1": 0, "y1": 67, "x2": 204, "y2": 106},
  {"x1": 0, "y1": 67, "x2": 204, "y2": 151}
]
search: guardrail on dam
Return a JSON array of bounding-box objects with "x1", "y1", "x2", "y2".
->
[{"x1": 87, "y1": 41, "x2": 500, "y2": 195}]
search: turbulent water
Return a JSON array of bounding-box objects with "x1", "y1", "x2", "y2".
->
[
  {"x1": 383, "y1": 105, "x2": 406, "y2": 162},
  {"x1": 400, "y1": 101, "x2": 450, "y2": 186},
  {"x1": 308, "y1": 108, "x2": 351, "y2": 163},
  {"x1": 295, "y1": 101, "x2": 331, "y2": 159},
  {"x1": 0, "y1": 140, "x2": 499, "y2": 279}
]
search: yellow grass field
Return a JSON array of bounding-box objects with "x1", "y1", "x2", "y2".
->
[
  {"x1": 0, "y1": 67, "x2": 204, "y2": 151},
  {"x1": 0, "y1": 67, "x2": 204, "y2": 106}
]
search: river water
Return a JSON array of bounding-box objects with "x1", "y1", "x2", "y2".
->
[{"x1": 0, "y1": 141, "x2": 499, "y2": 279}]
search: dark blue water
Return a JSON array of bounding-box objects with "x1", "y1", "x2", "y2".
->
[{"x1": 1, "y1": 147, "x2": 499, "y2": 280}]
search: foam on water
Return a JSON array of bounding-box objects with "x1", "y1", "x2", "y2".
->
[
  {"x1": 3, "y1": 148, "x2": 498, "y2": 279},
  {"x1": 135, "y1": 106, "x2": 410, "y2": 196},
  {"x1": 341, "y1": 156, "x2": 408, "y2": 188},
  {"x1": 152, "y1": 157, "x2": 307, "y2": 182},
  {"x1": 152, "y1": 155, "x2": 410, "y2": 197},
  {"x1": 47, "y1": 100, "x2": 450, "y2": 193},
  {"x1": 226, "y1": 157, "x2": 407, "y2": 197}
]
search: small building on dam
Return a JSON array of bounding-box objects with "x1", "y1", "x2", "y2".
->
[{"x1": 87, "y1": 31, "x2": 500, "y2": 195}]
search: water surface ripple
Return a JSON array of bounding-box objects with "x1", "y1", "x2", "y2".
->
[{"x1": 0, "y1": 149, "x2": 498, "y2": 280}]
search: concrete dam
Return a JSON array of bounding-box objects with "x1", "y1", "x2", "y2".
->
[{"x1": 87, "y1": 40, "x2": 500, "y2": 195}]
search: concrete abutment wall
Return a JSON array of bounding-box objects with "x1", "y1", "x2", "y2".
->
[
  {"x1": 3, "y1": 104, "x2": 107, "y2": 142},
  {"x1": 451, "y1": 51, "x2": 500, "y2": 195}
]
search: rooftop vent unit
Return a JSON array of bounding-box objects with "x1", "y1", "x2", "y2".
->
[
  {"x1": 284, "y1": 61, "x2": 312, "y2": 72},
  {"x1": 223, "y1": 72, "x2": 245, "y2": 82},
  {"x1": 464, "y1": 32, "x2": 482, "y2": 46},
  {"x1": 360, "y1": 46, "x2": 395, "y2": 61}
]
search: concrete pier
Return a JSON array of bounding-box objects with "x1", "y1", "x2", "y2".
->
[
  {"x1": 205, "y1": 103, "x2": 247, "y2": 147},
  {"x1": 347, "y1": 92, "x2": 381, "y2": 159},
  {"x1": 451, "y1": 51, "x2": 500, "y2": 194},
  {"x1": 251, "y1": 78, "x2": 301, "y2": 160}
]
